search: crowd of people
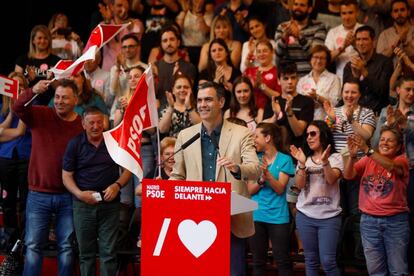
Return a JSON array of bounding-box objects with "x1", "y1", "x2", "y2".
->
[{"x1": 1, "y1": 0, "x2": 414, "y2": 275}]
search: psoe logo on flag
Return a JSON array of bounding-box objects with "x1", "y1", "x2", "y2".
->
[{"x1": 0, "y1": 75, "x2": 19, "y2": 99}]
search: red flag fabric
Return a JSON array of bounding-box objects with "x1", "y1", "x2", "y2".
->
[
  {"x1": 0, "y1": 74, "x2": 18, "y2": 99},
  {"x1": 83, "y1": 23, "x2": 129, "y2": 53},
  {"x1": 103, "y1": 66, "x2": 158, "y2": 178},
  {"x1": 49, "y1": 45, "x2": 98, "y2": 80}
]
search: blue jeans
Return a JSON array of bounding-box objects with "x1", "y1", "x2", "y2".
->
[
  {"x1": 23, "y1": 191, "x2": 74, "y2": 276},
  {"x1": 360, "y1": 212, "x2": 410, "y2": 276},
  {"x1": 296, "y1": 212, "x2": 341, "y2": 276}
]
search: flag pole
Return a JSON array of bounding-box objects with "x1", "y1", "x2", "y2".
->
[
  {"x1": 24, "y1": 78, "x2": 56, "y2": 107},
  {"x1": 156, "y1": 127, "x2": 161, "y2": 178}
]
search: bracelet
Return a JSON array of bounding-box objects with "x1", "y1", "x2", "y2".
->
[
  {"x1": 298, "y1": 165, "x2": 306, "y2": 170},
  {"x1": 115, "y1": 181, "x2": 122, "y2": 189}
]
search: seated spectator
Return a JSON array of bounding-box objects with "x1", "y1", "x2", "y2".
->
[
  {"x1": 224, "y1": 76, "x2": 263, "y2": 132},
  {"x1": 158, "y1": 74, "x2": 201, "y2": 138},
  {"x1": 344, "y1": 127, "x2": 410, "y2": 276},
  {"x1": 248, "y1": 122, "x2": 294, "y2": 275},
  {"x1": 198, "y1": 15, "x2": 242, "y2": 71},
  {"x1": 297, "y1": 45, "x2": 341, "y2": 120}
]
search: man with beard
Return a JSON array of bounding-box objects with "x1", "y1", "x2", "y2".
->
[
  {"x1": 343, "y1": 25, "x2": 393, "y2": 115},
  {"x1": 377, "y1": 0, "x2": 414, "y2": 59},
  {"x1": 154, "y1": 26, "x2": 197, "y2": 110},
  {"x1": 325, "y1": 0, "x2": 362, "y2": 82},
  {"x1": 274, "y1": 0, "x2": 327, "y2": 76}
]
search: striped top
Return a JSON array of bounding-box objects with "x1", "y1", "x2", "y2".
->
[
  {"x1": 332, "y1": 106, "x2": 376, "y2": 154},
  {"x1": 274, "y1": 20, "x2": 327, "y2": 76}
]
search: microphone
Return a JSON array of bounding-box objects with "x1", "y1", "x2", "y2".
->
[{"x1": 157, "y1": 132, "x2": 201, "y2": 169}]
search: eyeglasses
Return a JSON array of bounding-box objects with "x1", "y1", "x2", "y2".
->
[
  {"x1": 121, "y1": 44, "x2": 138, "y2": 50},
  {"x1": 311, "y1": 55, "x2": 326, "y2": 61},
  {"x1": 306, "y1": 131, "x2": 318, "y2": 137}
]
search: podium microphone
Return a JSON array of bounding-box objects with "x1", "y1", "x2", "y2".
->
[{"x1": 156, "y1": 132, "x2": 201, "y2": 170}]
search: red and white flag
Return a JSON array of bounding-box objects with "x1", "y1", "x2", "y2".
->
[
  {"x1": 103, "y1": 66, "x2": 158, "y2": 179},
  {"x1": 0, "y1": 74, "x2": 18, "y2": 99},
  {"x1": 83, "y1": 23, "x2": 130, "y2": 53},
  {"x1": 49, "y1": 23, "x2": 129, "y2": 80},
  {"x1": 49, "y1": 45, "x2": 98, "y2": 80}
]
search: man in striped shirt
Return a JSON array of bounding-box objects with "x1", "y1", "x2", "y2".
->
[{"x1": 274, "y1": 0, "x2": 327, "y2": 76}]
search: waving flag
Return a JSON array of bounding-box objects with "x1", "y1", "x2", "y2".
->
[
  {"x1": 49, "y1": 23, "x2": 129, "y2": 80},
  {"x1": 83, "y1": 23, "x2": 130, "y2": 53},
  {"x1": 103, "y1": 66, "x2": 158, "y2": 178}
]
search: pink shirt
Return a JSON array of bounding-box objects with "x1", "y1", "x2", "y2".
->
[{"x1": 355, "y1": 154, "x2": 409, "y2": 216}]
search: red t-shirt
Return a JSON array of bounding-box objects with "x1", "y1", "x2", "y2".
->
[
  {"x1": 13, "y1": 89, "x2": 83, "y2": 193},
  {"x1": 354, "y1": 154, "x2": 409, "y2": 216},
  {"x1": 244, "y1": 66, "x2": 280, "y2": 109}
]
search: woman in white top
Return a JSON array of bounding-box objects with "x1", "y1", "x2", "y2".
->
[
  {"x1": 290, "y1": 120, "x2": 343, "y2": 276},
  {"x1": 297, "y1": 45, "x2": 341, "y2": 120},
  {"x1": 240, "y1": 16, "x2": 276, "y2": 73}
]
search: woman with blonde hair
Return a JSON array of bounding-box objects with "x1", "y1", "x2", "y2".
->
[{"x1": 198, "y1": 15, "x2": 241, "y2": 71}]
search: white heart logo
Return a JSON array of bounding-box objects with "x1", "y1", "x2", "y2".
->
[{"x1": 177, "y1": 219, "x2": 217, "y2": 258}]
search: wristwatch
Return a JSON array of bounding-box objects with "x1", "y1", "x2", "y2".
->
[{"x1": 366, "y1": 148, "x2": 375, "y2": 157}]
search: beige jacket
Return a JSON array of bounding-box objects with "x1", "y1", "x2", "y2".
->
[{"x1": 170, "y1": 120, "x2": 261, "y2": 238}]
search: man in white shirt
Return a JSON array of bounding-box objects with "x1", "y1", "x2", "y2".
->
[{"x1": 325, "y1": 0, "x2": 362, "y2": 81}]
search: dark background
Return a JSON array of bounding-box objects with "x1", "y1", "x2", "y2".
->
[{"x1": 1, "y1": 0, "x2": 100, "y2": 76}]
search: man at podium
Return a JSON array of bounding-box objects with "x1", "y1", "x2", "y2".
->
[{"x1": 170, "y1": 81, "x2": 261, "y2": 276}]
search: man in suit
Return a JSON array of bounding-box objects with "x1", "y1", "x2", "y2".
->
[{"x1": 170, "y1": 81, "x2": 261, "y2": 276}]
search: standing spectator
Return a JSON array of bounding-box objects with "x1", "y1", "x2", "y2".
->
[
  {"x1": 176, "y1": 0, "x2": 214, "y2": 65},
  {"x1": 240, "y1": 16, "x2": 276, "y2": 73},
  {"x1": 297, "y1": 45, "x2": 341, "y2": 120},
  {"x1": 344, "y1": 128, "x2": 410, "y2": 276},
  {"x1": 325, "y1": 0, "x2": 362, "y2": 82},
  {"x1": 13, "y1": 79, "x2": 83, "y2": 276},
  {"x1": 248, "y1": 122, "x2": 294, "y2": 276},
  {"x1": 48, "y1": 13, "x2": 84, "y2": 60},
  {"x1": 343, "y1": 25, "x2": 393, "y2": 115},
  {"x1": 244, "y1": 40, "x2": 281, "y2": 114},
  {"x1": 100, "y1": 0, "x2": 144, "y2": 70},
  {"x1": 377, "y1": 0, "x2": 414, "y2": 61},
  {"x1": 224, "y1": 76, "x2": 263, "y2": 132},
  {"x1": 290, "y1": 120, "x2": 344, "y2": 276},
  {"x1": 199, "y1": 15, "x2": 242, "y2": 71},
  {"x1": 15, "y1": 25, "x2": 60, "y2": 105},
  {"x1": 154, "y1": 26, "x2": 197, "y2": 109},
  {"x1": 158, "y1": 74, "x2": 201, "y2": 138},
  {"x1": 214, "y1": 0, "x2": 249, "y2": 42},
  {"x1": 274, "y1": 0, "x2": 327, "y2": 76},
  {"x1": 199, "y1": 38, "x2": 241, "y2": 109},
  {"x1": 84, "y1": 51, "x2": 112, "y2": 110},
  {"x1": 62, "y1": 107, "x2": 131, "y2": 276},
  {"x1": 0, "y1": 72, "x2": 30, "y2": 248}
]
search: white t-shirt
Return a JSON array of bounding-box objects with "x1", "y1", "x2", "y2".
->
[
  {"x1": 325, "y1": 23, "x2": 362, "y2": 82},
  {"x1": 296, "y1": 152, "x2": 344, "y2": 219}
]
